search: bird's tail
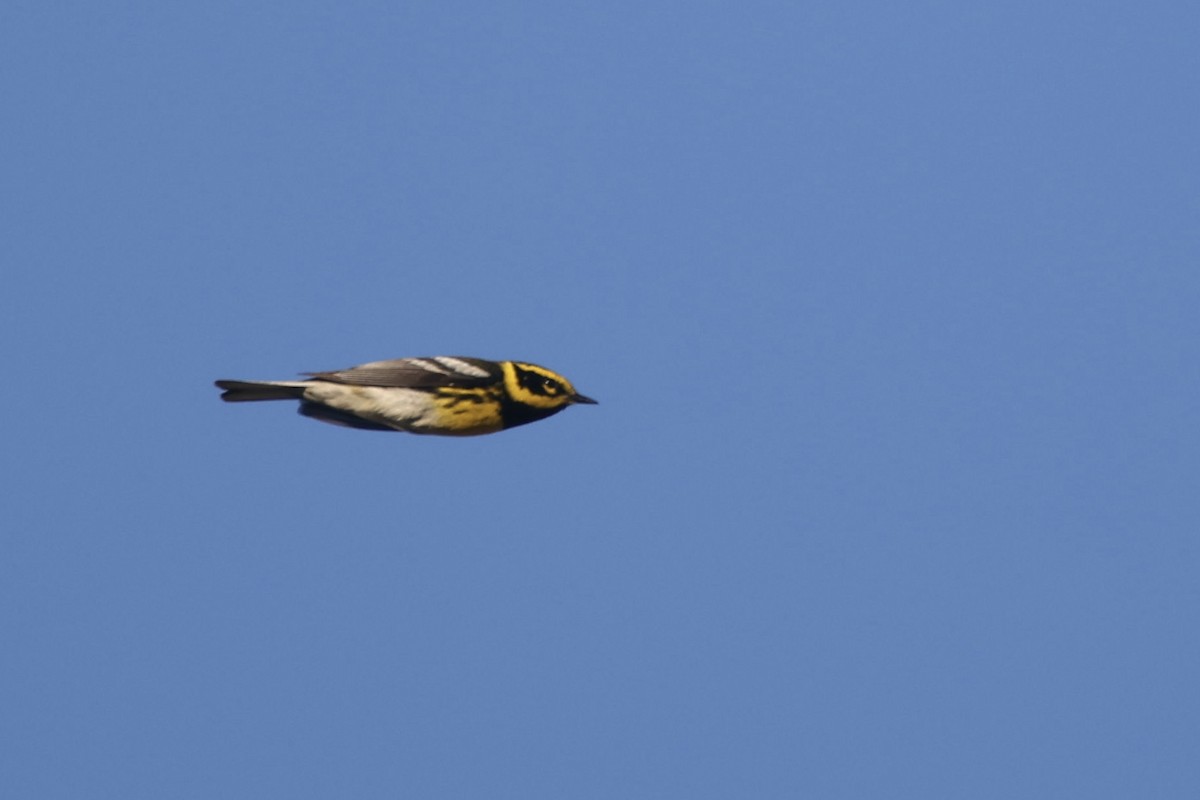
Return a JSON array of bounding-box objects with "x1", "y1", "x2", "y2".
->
[{"x1": 215, "y1": 379, "x2": 311, "y2": 402}]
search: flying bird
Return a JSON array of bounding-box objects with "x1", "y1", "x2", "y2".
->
[{"x1": 215, "y1": 356, "x2": 596, "y2": 436}]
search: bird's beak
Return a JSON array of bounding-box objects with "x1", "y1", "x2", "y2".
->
[{"x1": 571, "y1": 393, "x2": 598, "y2": 405}]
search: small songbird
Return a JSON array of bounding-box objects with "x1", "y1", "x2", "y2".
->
[{"x1": 215, "y1": 356, "x2": 597, "y2": 436}]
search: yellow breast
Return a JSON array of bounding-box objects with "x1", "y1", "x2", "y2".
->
[{"x1": 429, "y1": 388, "x2": 505, "y2": 435}]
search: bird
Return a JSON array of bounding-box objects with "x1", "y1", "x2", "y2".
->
[{"x1": 215, "y1": 356, "x2": 597, "y2": 436}]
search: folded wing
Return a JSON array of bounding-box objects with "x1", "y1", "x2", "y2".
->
[{"x1": 304, "y1": 356, "x2": 502, "y2": 389}]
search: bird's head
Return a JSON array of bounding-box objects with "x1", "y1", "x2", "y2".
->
[{"x1": 502, "y1": 361, "x2": 598, "y2": 411}]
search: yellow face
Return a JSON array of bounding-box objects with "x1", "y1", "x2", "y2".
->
[{"x1": 501, "y1": 362, "x2": 597, "y2": 409}]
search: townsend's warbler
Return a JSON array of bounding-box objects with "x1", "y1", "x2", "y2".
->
[{"x1": 215, "y1": 356, "x2": 596, "y2": 436}]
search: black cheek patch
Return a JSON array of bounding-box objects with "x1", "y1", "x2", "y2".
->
[{"x1": 517, "y1": 368, "x2": 552, "y2": 396}]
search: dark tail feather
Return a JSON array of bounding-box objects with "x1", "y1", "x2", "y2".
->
[{"x1": 215, "y1": 379, "x2": 309, "y2": 402}]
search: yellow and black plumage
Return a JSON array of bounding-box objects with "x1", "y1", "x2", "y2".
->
[{"x1": 215, "y1": 356, "x2": 596, "y2": 436}]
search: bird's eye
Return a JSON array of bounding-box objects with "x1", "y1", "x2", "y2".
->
[{"x1": 542, "y1": 378, "x2": 559, "y2": 393}]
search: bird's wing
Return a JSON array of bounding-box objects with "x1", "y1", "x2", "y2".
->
[{"x1": 304, "y1": 357, "x2": 502, "y2": 389}]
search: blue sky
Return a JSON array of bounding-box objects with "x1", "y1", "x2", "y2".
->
[{"x1": 3, "y1": 2, "x2": 1198, "y2": 797}]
